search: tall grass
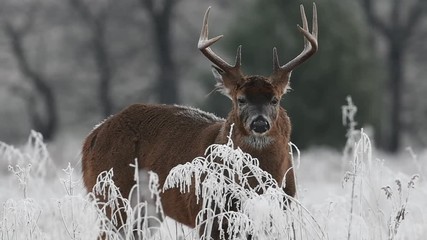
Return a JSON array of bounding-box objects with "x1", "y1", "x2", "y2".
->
[
  {"x1": 0, "y1": 98, "x2": 426, "y2": 239},
  {"x1": 164, "y1": 124, "x2": 325, "y2": 239},
  {"x1": 0, "y1": 131, "x2": 100, "y2": 240}
]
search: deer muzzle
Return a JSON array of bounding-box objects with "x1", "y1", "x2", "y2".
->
[{"x1": 250, "y1": 116, "x2": 270, "y2": 134}]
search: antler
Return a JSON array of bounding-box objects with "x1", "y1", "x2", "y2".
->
[
  {"x1": 198, "y1": 7, "x2": 241, "y2": 75},
  {"x1": 273, "y1": 3, "x2": 318, "y2": 74}
]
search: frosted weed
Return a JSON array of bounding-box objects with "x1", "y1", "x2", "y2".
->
[
  {"x1": 340, "y1": 96, "x2": 423, "y2": 240},
  {"x1": 164, "y1": 124, "x2": 325, "y2": 240},
  {"x1": 1, "y1": 97, "x2": 426, "y2": 239}
]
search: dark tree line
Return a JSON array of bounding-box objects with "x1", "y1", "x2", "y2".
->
[
  {"x1": 0, "y1": 0, "x2": 181, "y2": 141},
  {"x1": 1, "y1": 0, "x2": 426, "y2": 152},
  {"x1": 358, "y1": 0, "x2": 427, "y2": 152},
  {"x1": 1, "y1": 3, "x2": 58, "y2": 141}
]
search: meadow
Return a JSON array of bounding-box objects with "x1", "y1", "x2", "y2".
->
[{"x1": 1, "y1": 99, "x2": 426, "y2": 239}]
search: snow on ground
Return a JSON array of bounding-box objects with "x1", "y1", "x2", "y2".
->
[
  {"x1": 1, "y1": 131, "x2": 426, "y2": 239},
  {"x1": 298, "y1": 145, "x2": 427, "y2": 239}
]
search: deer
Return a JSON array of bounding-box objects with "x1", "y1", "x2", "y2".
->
[{"x1": 82, "y1": 3, "x2": 318, "y2": 239}]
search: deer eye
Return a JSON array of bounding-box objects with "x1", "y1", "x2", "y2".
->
[
  {"x1": 237, "y1": 97, "x2": 247, "y2": 105},
  {"x1": 271, "y1": 97, "x2": 279, "y2": 106}
]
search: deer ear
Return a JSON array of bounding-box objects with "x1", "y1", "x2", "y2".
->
[
  {"x1": 211, "y1": 67, "x2": 232, "y2": 99},
  {"x1": 271, "y1": 71, "x2": 292, "y2": 94}
]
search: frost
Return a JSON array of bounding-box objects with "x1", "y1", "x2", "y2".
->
[
  {"x1": 1, "y1": 106, "x2": 426, "y2": 240},
  {"x1": 164, "y1": 125, "x2": 325, "y2": 239}
]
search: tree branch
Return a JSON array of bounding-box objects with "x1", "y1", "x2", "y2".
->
[
  {"x1": 139, "y1": 0, "x2": 154, "y2": 15},
  {"x1": 390, "y1": 0, "x2": 401, "y2": 28},
  {"x1": 360, "y1": 0, "x2": 391, "y2": 38},
  {"x1": 67, "y1": 0, "x2": 93, "y2": 23},
  {"x1": 2, "y1": 19, "x2": 57, "y2": 140},
  {"x1": 139, "y1": 0, "x2": 179, "y2": 18},
  {"x1": 403, "y1": 0, "x2": 427, "y2": 37},
  {"x1": 163, "y1": 0, "x2": 178, "y2": 18},
  {"x1": 3, "y1": 21, "x2": 34, "y2": 81}
]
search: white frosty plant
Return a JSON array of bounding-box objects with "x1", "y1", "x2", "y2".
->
[
  {"x1": 341, "y1": 96, "x2": 420, "y2": 240},
  {"x1": 90, "y1": 159, "x2": 165, "y2": 240},
  {"x1": 164, "y1": 125, "x2": 325, "y2": 240}
]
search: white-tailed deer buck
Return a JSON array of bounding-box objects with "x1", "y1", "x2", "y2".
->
[{"x1": 82, "y1": 3, "x2": 318, "y2": 239}]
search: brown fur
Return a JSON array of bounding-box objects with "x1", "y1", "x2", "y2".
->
[{"x1": 82, "y1": 102, "x2": 294, "y2": 228}]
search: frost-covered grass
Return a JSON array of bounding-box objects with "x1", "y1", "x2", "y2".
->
[
  {"x1": 0, "y1": 131, "x2": 100, "y2": 239},
  {"x1": 1, "y1": 99, "x2": 426, "y2": 239},
  {"x1": 164, "y1": 125, "x2": 324, "y2": 239}
]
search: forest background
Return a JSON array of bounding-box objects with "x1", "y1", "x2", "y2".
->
[{"x1": 0, "y1": 0, "x2": 427, "y2": 153}]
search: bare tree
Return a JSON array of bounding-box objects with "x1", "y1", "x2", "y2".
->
[
  {"x1": 67, "y1": 0, "x2": 115, "y2": 117},
  {"x1": 359, "y1": 0, "x2": 427, "y2": 152},
  {"x1": 139, "y1": 0, "x2": 180, "y2": 104},
  {"x1": 1, "y1": 5, "x2": 58, "y2": 141}
]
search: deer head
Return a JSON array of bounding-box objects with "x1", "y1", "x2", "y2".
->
[{"x1": 198, "y1": 4, "x2": 318, "y2": 137}]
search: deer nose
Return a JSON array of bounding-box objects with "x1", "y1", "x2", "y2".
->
[{"x1": 250, "y1": 116, "x2": 270, "y2": 134}]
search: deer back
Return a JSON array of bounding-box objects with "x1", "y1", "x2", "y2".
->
[{"x1": 82, "y1": 104, "x2": 227, "y2": 225}]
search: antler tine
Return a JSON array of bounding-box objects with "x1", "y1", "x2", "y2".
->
[
  {"x1": 300, "y1": 4, "x2": 309, "y2": 49},
  {"x1": 198, "y1": 7, "x2": 223, "y2": 50},
  {"x1": 312, "y1": 3, "x2": 318, "y2": 39},
  {"x1": 272, "y1": 47, "x2": 280, "y2": 73},
  {"x1": 198, "y1": 7, "x2": 240, "y2": 74},
  {"x1": 234, "y1": 45, "x2": 242, "y2": 67},
  {"x1": 276, "y1": 3, "x2": 318, "y2": 73}
]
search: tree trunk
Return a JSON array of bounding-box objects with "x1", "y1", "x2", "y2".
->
[
  {"x1": 93, "y1": 19, "x2": 114, "y2": 116},
  {"x1": 30, "y1": 75, "x2": 58, "y2": 141},
  {"x1": 67, "y1": 0, "x2": 115, "y2": 117},
  {"x1": 152, "y1": 15, "x2": 179, "y2": 104},
  {"x1": 141, "y1": 0, "x2": 179, "y2": 104},
  {"x1": 386, "y1": 41, "x2": 404, "y2": 152},
  {"x1": 4, "y1": 23, "x2": 58, "y2": 141}
]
